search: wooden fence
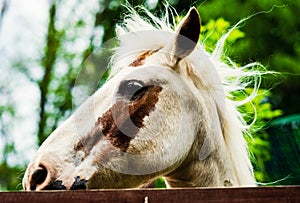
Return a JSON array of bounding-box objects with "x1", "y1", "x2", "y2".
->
[{"x1": 1, "y1": 186, "x2": 299, "y2": 203}]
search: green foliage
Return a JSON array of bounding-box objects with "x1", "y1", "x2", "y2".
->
[
  {"x1": 154, "y1": 177, "x2": 167, "y2": 188},
  {"x1": 197, "y1": 0, "x2": 300, "y2": 114},
  {"x1": 201, "y1": 18, "x2": 245, "y2": 51},
  {"x1": 0, "y1": 105, "x2": 14, "y2": 116},
  {"x1": 0, "y1": 163, "x2": 23, "y2": 191},
  {"x1": 0, "y1": 95, "x2": 22, "y2": 191}
]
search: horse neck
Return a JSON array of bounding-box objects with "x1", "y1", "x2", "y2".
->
[{"x1": 164, "y1": 101, "x2": 256, "y2": 187}]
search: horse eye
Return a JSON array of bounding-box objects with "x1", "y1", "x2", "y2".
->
[{"x1": 117, "y1": 80, "x2": 147, "y2": 100}]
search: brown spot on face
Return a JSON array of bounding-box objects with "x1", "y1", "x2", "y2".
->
[
  {"x1": 74, "y1": 85, "x2": 163, "y2": 158},
  {"x1": 100, "y1": 85, "x2": 162, "y2": 151},
  {"x1": 129, "y1": 49, "x2": 161, "y2": 67}
]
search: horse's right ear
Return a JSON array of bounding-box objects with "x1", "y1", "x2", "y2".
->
[{"x1": 173, "y1": 7, "x2": 201, "y2": 60}]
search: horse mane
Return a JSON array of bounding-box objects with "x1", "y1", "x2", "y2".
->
[{"x1": 110, "y1": 5, "x2": 263, "y2": 185}]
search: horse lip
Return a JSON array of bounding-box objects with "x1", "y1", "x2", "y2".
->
[
  {"x1": 70, "y1": 176, "x2": 87, "y2": 190},
  {"x1": 41, "y1": 176, "x2": 87, "y2": 190},
  {"x1": 44, "y1": 180, "x2": 67, "y2": 190}
]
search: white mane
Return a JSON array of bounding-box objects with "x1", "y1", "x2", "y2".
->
[{"x1": 110, "y1": 6, "x2": 262, "y2": 185}]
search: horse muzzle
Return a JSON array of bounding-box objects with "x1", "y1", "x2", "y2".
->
[{"x1": 23, "y1": 164, "x2": 87, "y2": 191}]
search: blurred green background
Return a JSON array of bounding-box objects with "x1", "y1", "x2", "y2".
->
[{"x1": 0, "y1": 0, "x2": 299, "y2": 190}]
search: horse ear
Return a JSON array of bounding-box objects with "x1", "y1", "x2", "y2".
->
[{"x1": 174, "y1": 7, "x2": 201, "y2": 59}]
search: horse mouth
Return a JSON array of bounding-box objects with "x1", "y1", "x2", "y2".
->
[
  {"x1": 44, "y1": 176, "x2": 87, "y2": 190},
  {"x1": 70, "y1": 176, "x2": 87, "y2": 190}
]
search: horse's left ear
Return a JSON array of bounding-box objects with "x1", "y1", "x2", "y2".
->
[{"x1": 174, "y1": 7, "x2": 201, "y2": 59}]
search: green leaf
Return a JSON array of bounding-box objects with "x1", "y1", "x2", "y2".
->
[{"x1": 154, "y1": 177, "x2": 167, "y2": 188}]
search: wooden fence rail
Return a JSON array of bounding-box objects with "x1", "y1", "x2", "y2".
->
[{"x1": 1, "y1": 186, "x2": 299, "y2": 203}]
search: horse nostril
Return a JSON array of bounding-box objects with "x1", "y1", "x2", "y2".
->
[{"x1": 29, "y1": 165, "x2": 48, "y2": 191}]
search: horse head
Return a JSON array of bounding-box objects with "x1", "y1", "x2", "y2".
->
[{"x1": 23, "y1": 7, "x2": 256, "y2": 190}]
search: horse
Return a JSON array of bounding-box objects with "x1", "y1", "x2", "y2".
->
[{"x1": 23, "y1": 6, "x2": 259, "y2": 190}]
